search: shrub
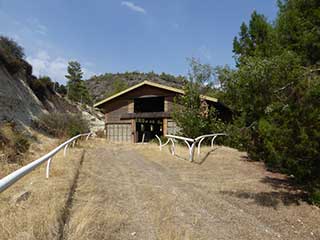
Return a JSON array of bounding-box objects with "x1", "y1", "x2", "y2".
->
[
  {"x1": 28, "y1": 76, "x2": 55, "y2": 101},
  {"x1": 34, "y1": 113, "x2": 90, "y2": 138},
  {"x1": 310, "y1": 189, "x2": 320, "y2": 206},
  {"x1": 0, "y1": 36, "x2": 25, "y2": 74},
  {"x1": 13, "y1": 134, "x2": 30, "y2": 154},
  {"x1": 0, "y1": 122, "x2": 30, "y2": 163}
]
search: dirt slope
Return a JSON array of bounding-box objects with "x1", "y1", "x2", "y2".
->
[{"x1": 63, "y1": 142, "x2": 320, "y2": 240}]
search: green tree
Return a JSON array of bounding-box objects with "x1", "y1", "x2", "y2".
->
[
  {"x1": 65, "y1": 61, "x2": 92, "y2": 105},
  {"x1": 173, "y1": 58, "x2": 224, "y2": 138},
  {"x1": 233, "y1": 11, "x2": 278, "y2": 64},
  {"x1": 55, "y1": 82, "x2": 67, "y2": 95},
  {"x1": 276, "y1": 0, "x2": 320, "y2": 66},
  {"x1": 111, "y1": 78, "x2": 128, "y2": 95},
  {"x1": 223, "y1": 2, "x2": 320, "y2": 203}
]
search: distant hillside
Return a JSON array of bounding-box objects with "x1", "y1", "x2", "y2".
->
[{"x1": 85, "y1": 72, "x2": 186, "y2": 103}]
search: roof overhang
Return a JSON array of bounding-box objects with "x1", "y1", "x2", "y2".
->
[{"x1": 94, "y1": 80, "x2": 218, "y2": 108}]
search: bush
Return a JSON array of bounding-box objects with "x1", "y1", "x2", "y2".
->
[
  {"x1": 310, "y1": 189, "x2": 320, "y2": 205},
  {"x1": 34, "y1": 113, "x2": 90, "y2": 138},
  {"x1": 0, "y1": 36, "x2": 25, "y2": 74},
  {"x1": 14, "y1": 134, "x2": 30, "y2": 154},
  {"x1": 28, "y1": 76, "x2": 55, "y2": 101},
  {"x1": 0, "y1": 122, "x2": 30, "y2": 163}
]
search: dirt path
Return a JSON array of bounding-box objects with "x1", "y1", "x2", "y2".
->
[{"x1": 64, "y1": 142, "x2": 320, "y2": 240}]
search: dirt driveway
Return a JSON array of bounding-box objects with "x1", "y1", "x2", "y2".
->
[{"x1": 63, "y1": 141, "x2": 320, "y2": 240}]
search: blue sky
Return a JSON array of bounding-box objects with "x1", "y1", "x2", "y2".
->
[{"x1": 0, "y1": 0, "x2": 278, "y2": 84}]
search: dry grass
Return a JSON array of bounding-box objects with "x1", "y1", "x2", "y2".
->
[
  {"x1": 63, "y1": 140, "x2": 320, "y2": 240},
  {"x1": 0, "y1": 134, "x2": 86, "y2": 240},
  {"x1": 2, "y1": 139, "x2": 319, "y2": 240}
]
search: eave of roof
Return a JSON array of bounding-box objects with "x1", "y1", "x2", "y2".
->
[{"x1": 94, "y1": 80, "x2": 218, "y2": 107}]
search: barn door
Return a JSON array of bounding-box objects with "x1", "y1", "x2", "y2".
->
[{"x1": 107, "y1": 124, "x2": 131, "y2": 143}]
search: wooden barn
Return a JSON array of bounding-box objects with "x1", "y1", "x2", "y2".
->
[{"x1": 94, "y1": 81, "x2": 231, "y2": 143}]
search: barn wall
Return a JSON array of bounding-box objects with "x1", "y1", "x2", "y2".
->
[
  {"x1": 101, "y1": 85, "x2": 179, "y2": 123},
  {"x1": 98, "y1": 84, "x2": 229, "y2": 143},
  {"x1": 104, "y1": 99, "x2": 131, "y2": 123}
]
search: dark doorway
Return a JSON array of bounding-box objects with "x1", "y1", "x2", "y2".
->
[
  {"x1": 136, "y1": 118, "x2": 163, "y2": 142},
  {"x1": 134, "y1": 97, "x2": 164, "y2": 113}
]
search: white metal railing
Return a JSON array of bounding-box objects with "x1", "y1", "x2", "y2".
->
[
  {"x1": 156, "y1": 133, "x2": 226, "y2": 162},
  {"x1": 0, "y1": 132, "x2": 93, "y2": 193}
]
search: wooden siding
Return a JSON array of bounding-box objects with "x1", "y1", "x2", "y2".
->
[
  {"x1": 104, "y1": 99, "x2": 131, "y2": 123},
  {"x1": 101, "y1": 85, "x2": 179, "y2": 124}
]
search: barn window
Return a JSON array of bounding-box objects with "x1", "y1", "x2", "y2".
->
[{"x1": 134, "y1": 97, "x2": 164, "y2": 113}]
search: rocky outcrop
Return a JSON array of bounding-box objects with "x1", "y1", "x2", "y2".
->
[
  {"x1": 0, "y1": 65, "x2": 46, "y2": 126},
  {"x1": 80, "y1": 105, "x2": 105, "y2": 133}
]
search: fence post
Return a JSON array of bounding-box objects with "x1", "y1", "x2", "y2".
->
[
  {"x1": 211, "y1": 135, "x2": 218, "y2": 148},
  {"x1": 197, "y1": 137, "x2": 205, "y2": 156},
  {"x1": 189, "y1": 142, "x2": 196, "y2": 162},
  {"x1": 64, "y1": 144, "x2": 69, "y2": 158},
  {"x1": 86, "y1": 133, "x2": 91, "y2": 141},
  {"x1": 170, "y1": 138, "x2": 175, "y2": 156},
  {"x1": 46, "y1": 158, "x2": 52, "y2": 179}
]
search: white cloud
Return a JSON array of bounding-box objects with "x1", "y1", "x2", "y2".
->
[
  {"x1": 121, "y1": 1, "x2": 146, "y2": 14},
  {"x1": 27, "y1": 18, "x2": 48, "y2": 35},
  {"x1": 27, "y1": 50, "x2": 95, "y2": 84}
]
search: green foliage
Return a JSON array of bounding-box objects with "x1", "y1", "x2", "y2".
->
[
  {"x1": 276, "y1": 0, "x2": 320, "y2": 66},
  {"x1": 55, "y1": 82, "x2": 67, "y2": 95},
  {"x1": 0, "y1": 36, "x2": 26, "y2": 74},
  {"x1": 65, "y1": 61, "x2": 83, "y2": 82},
  {"x1": 65, "y1": 61, "x2": 92, "y2": 105},
  {"x1": 233, "y1": 11, "x2": 278, "y2": 65},
  {"x1": 34, "y1": 113, "x2": 90, "y2": 138},
  {"x1": 310, "y1": 189, "x2": 320, "y2": 205},
  {"x1": 112, "y1": 78, "x2": 128, "y2": 95},
  {"x1": 173, "y1": 59, "x2": 225, "y2": 138},
  {"x1": 28, "y1": 76, "x2": 55, "y2": 101},
  {"x1": 220, "y1": 0, "x2": 320, "y2": 203}
]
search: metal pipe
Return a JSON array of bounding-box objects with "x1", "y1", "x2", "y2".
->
[
  {"x1": 197, "y1": 137, "x2": 206, "y2": 156},
  {"x1": 211, "y1": 135, "x2": 218, "y2": 148},
  {"x1": 63, "y1": 144, "x2": 69, "y2": 158},
  {"x1": 0, "y1": 133, "x2": 91, "y2": 193},
  {"x1": 46, "y1": 158, "x2": 52, "y2": 179}
]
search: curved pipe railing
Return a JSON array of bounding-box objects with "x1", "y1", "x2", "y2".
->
[
  {"x1": 195, "y1": 133, "x2": 227, "y2": 156},
  {"x1": 157, "y1": 133, "x2": 226, "y2": 162},
  {"x1": 155, "y1": 135, "x2": 175, "y2": 155},
  {"x1": 0, "y1": 132, "x2": 93, "y2": 193},
  {"x1": 164, "y1": 134, "x2": 196, "y2": 162}
]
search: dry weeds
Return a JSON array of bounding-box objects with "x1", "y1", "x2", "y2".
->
[
  {"x1": 64, "y1": 140, "x2": 320, "y2": 240},
  {"x1": 0, "y1": 134, "x2": 86, "y2": 240},
  {"x1": 1, "y1": 139, "x2": 319, "y2": 240}
]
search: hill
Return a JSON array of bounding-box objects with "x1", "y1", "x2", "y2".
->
[{"x1": 85, "y1": 71, "x2": 186, "y2": 103}]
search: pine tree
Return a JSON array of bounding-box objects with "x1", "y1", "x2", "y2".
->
[{"x1": 65, "y1": 61, "x2": 92, "y2": 105}]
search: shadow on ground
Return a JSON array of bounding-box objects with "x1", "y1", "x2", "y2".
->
[
  {"x1": 169, "y1": 147, "x2": 219, "y2": 165},
  {"x1": 220, "y1": 176, "x2": 308, "y2": 209},
  {"x1": 194, "y1": 148, "x2": 219, "y2": 165}
]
